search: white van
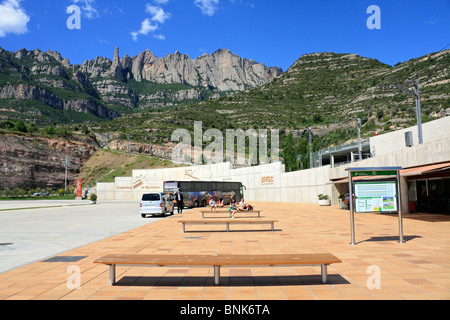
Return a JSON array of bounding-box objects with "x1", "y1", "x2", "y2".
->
[{"x1": 140, "y1": 193, "x2": 174, "y2": 218}]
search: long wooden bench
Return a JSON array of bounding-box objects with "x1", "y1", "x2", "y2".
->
[
  {"x1": 200, "y1": 210, "x2": 262, "y2": 218},
  {"x1": 94, "y1": 253, "x2": 342, "y2": 286},
  {"x1": 178, "y1": 218, "x2": 277, "y2": 233}
]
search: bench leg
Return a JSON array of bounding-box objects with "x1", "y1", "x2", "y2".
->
[
  {"x1": 271, "y1": 222, "x2": 274, "y2": 231},
  {"x1": 226, "y1": 222, "x2": 230, "y2": 232},
  {"x1": 182, "y1": 223, "x2": 185, "y2": 233},
  {"x1": 214, "y1": 266, "x2": 221, "y2": 285},
  {"x1": 321, "y1": 264, "x2": 328, "y2": 284},
  {"x1": 109, "y1": 265, "x2": 116, "y2": 285}
]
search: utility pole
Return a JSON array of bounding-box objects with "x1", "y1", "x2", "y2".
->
[
  {"x1": 380, "y1": 79, "x2": 423, "y2": 144},
  {"x1": 413, "y1": 80, "x2": 424, "y2": 144},
  {"x1": 357, "y1": 118, "x2": 362, "y2": 161},
  {"x1": 149, "y1": 133, "x2": 153, "y2": 157},
  {"x1": 63, "y1": 156, "x2": 70, "y2": 191}
]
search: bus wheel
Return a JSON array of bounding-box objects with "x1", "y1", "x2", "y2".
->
[
  {"x1": 194, "y1": 201, "x2": 199, "y2": 207},
  {"x1": 201, "y1": 200, "x2": 206, "y2": 207}
]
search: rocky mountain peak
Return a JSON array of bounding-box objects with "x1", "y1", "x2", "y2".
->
[
  {"x1": 82, "y1": 47, "x2": 282, "y2": 91},
  {"x1": 0, "y1": 45, "x2": 283, "y2": 122}
]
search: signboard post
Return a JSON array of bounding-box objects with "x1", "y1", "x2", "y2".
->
[
  {"x1": 76, "y1": 179, "x2": 82, "y2": 200},
  {"x1": 346, "y1": 167, "x2": 403, "y2": 245}
]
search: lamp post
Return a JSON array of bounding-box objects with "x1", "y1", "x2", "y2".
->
[
  {"x1": 413, "y1": 80, "x2": 423, "y2": 144},
  {"x1": 357, "y1": 118, "x2": 362, "y2": 160},
  {"x1": 63, "y1": 156, "x2": 70, "y2": 191},
  {"x1": 381, "y1": 80, "x2": 423, "y2": 145}
]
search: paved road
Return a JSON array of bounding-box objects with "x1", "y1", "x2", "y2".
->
[
  {"x1": 0, "y1": 200, "x2": 175, "y2": 274},
  {"x1": 0, "y1": 200, "x2": 88, "y2": 211}
]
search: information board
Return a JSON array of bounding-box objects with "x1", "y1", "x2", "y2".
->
[{"x1": 354, "y1": 181, "x2": 398, "y2": 213}]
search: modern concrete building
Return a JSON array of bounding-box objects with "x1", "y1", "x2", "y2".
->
[{"x1": 97, "y1": 117, "x2": 450, "y2": 214}]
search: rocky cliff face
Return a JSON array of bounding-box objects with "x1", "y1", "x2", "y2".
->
[
  {"x1": 82, "y1": 47, "x2": 282, "y2": 109},
  {"x1": 0, "y1": 46, "x2": 282, "y2": 123},
  {"x1": 118, "y1": 48, "x2": 282, "y2": 91},
  {"x1": 0, "y1": 132, "x2": 97, "y2": 190}
]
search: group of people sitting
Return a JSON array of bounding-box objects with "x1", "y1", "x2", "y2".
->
[
  {"x1": 209, "y1": 197, "x2": 254, "y2": 218},
  {"x1": 208, "y1": 197, "x2": 224, "y2": 210}
]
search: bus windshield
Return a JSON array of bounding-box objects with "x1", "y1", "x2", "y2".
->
[{"x1": 163, "y1": 182, "x2": 178, "y2": 192}]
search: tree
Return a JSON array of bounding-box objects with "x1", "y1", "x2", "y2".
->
[
  {"x1": 82, "y1": 124, "x2": 89, "y2": 134},
  {"x1": 27, "y1": 122, "x2": 38, "y2": 134},
  {"x1": 282, "y1": 133, "x2": 298, "y2": 172},
  {"x1": 14, "y1": 120, "x2": 28, "y2": 133},
  {"x1": 44, "y1": 126, "x2": 56, "y2": 135}
]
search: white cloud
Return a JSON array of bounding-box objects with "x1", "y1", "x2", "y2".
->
[
  {"x1": 146, "y1": 4, "x2": 171, "y2": 24},
  {"x1": 0, "y1": 0, "x2": 30, "y2": 37},
  {"x1": 72, "y1": 0, "x2": 99, "y2": 20},
  {"x1": 131, "y1": 18, "x2": 158, "y2": 41},
  {"x1": 153, "y1": 34, "x2": 166, "y2": 40},
  {"x1": 194, "y1": 0, "x2": 219, "y2": 16},
  {"x1": 131, "y1": 2, "x2": 171, "y2": 41}
]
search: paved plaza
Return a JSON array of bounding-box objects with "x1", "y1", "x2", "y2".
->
[
  {"x1": 0, "y1": 201, "x2": 449, "y2": 300},
  {"x1": 0, "y1": 201, "x2": 164, "y2": 274}
]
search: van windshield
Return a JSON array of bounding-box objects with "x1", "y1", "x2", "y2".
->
[{"x1": 142, "y1": 194, "x2": 160, "y2": 201}]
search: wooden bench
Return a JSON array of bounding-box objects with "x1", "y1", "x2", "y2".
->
[
  {"x1": 178, "y1": 218, "x2": 277, "y2": 233},
  {"x1": 200, "y1": 210, "x2": 262, "y2": 218},
  {"x1": 94, "y1": 253, "x2": 342, "y2": 286}
]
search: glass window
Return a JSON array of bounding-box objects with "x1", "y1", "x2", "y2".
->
[
  {"x1": 201, "y1": 182, "x2": 210, "y2": 191},
  {"x1": 179, "y1": 182, "x2": 192, "y2": 192},
  {"x1": 408, "y1": 181, "x2": 417, "y2": 201},
  {"x1": 142, "y1": 194, "x2": 160, "y2": 201},
  {"x1": 164, "y1": 182, "x2": 178, "y2": 192}
]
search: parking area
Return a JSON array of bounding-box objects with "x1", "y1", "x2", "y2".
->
[
  {"x1": 0, "y1": 201, "x2": 449, "y2": 300},
  {"x1": 0, "y1": 200, "x2": 174, "y2": 274}
]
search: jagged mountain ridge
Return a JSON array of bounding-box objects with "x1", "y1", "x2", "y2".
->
[
  {"x1": 0, "y1": 46, "x2": 282, "y2": 123},
  {"x1": 82, "y1": 47, "x2": 282, "y2": 91}
]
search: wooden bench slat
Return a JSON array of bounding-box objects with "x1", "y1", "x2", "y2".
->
[
  {"x1": 178, "y1": 219, "x2": 276, "y2": 223},
  {"x1": 95, "y1": 253, "x2": 341, "y2": 266},
  {"x1": 177, "y1": 219, "x2": 277, "y2": 232},
  {"x1": 200, "y1": 211, "x2": 262, "y2": 213},
  {"x1": 94, "y1": 253, "x2": 342, "y2": 286},
  {"x1": 201, "y1": 210, "x2": 262, "y2": 218}
]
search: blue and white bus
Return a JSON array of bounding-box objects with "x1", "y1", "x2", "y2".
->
[{"x1": 163, "y1": 180, "x2": 245, "y2": 208}]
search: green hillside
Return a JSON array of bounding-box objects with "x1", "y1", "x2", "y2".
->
[
  {"x1": 89, "y1": 50, "x2": 450, "y2": 168},
  {"x1": 1, "y1": 49, "x2": 449, "y2": 171}
]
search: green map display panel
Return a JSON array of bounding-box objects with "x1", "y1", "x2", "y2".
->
[{"x1": 354, "y1": 181, "x2": 398, "y2": 213}]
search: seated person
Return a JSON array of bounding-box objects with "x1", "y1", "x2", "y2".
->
[
  {"x1": 217, "y1": 198, "x2": 224, "y2": 208},
  {"x1": 209, "y1": 198, "x2": 217, "y2": 211},
  {"x1": 238, "y1": 198, "x2": 246, "y2": 211},
  {"x1": 229, "y1": 202, "x2": 238, "y2": 218}
]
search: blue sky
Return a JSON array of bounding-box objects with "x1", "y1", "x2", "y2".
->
[{"x1": 0, "y1": 0, "x2": 449, "y2": 71}]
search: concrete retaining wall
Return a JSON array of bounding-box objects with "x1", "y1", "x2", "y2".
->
[{"x1": 97, "y1": 118, "x2": 450, "y2": 212}]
